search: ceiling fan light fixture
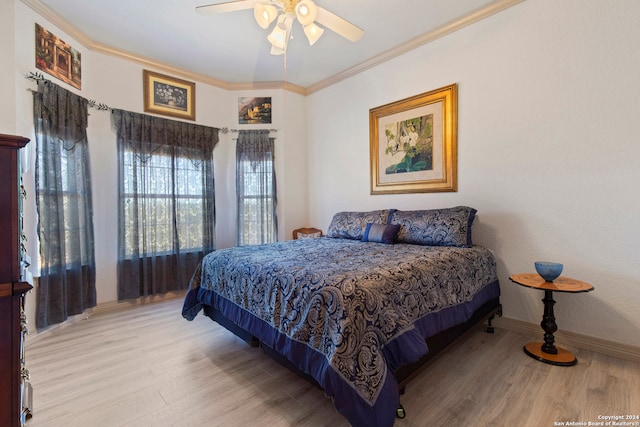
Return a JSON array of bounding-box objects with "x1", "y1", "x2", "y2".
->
[
  {"x1": 295, "y1": 0, "x2": 317, "y2": 26},
  {"x1": 267, "y1": 26, "x2": 286, "y2": 50},
  {"x1": 197, "y1": 0, "x2": 365, "y2": 53},
  {"x1": 270, "y1": 45, "x2": 285, "y2": 55},
  {"x1": 277, "y1": 12, "x2": 295, "y2": 30},
  {"x1": 267, "y1": 14, "x2": 293, "y2": 51},
  {"x1": 303, "y1": 22, "x2": 324, "y2": 46},
  {"x1": 254, "y1": 3, "x2": 278, "y2": 29}
]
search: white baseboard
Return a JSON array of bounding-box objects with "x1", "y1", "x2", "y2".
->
[
  {"x1": 25, "y1": 291, "x2": 186, "y2": 346},
  {"x1": 494, "y1": 316, "x2": 640, "y2": 363},
  {"x1": 26, "y1": 299, "x2": 640, "y2": 364},
  {"x1": 89, "y1": 290, "x2": 186, "y2": 315}
]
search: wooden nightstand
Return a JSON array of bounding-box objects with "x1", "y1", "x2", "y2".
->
[
  {"x1": 292, "y1": 227, "x2": 322, "y2": 239},
  {"x1": 509, "y1": 273, "x2": 594, "y2": 366}
]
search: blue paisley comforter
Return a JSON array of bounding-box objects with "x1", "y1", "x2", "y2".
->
[{"x1": 183, "y1": 237, "x2": 499, "y2": 426}]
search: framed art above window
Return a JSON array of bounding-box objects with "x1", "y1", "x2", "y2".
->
[
  {"x1": 35, "y1": 23, "x2": 82, "y2": 90},
  {"x1": 143, "y1": 70, "x2": 195, "y2": 121},
  {"x1": 238, "y1": 97, "x2": 272, "y2": 124},
  {"x1": 369, "y1": 84, "x2": 457, "y2": 194}
]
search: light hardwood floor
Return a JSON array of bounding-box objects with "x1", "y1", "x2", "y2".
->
[{"x1": 25, "y1": 297, "x2": 640, "y2": 427}]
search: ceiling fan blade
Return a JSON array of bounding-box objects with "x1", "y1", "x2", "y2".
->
[
  {"x1": 196, "y1": 0, "x2": 262, "y2": 15},
  {"x1": 315, "y1": 5, "x2": 364, "y2": 42}
]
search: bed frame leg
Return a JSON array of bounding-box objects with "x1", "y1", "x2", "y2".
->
[
  {"x1": 396, "y1": 386, "x2": 406, "y2": 418},
  {"x1": 485, "y1": 316, "x2": 496, "y2": 333},
  {"x1": 485, "y1": 305, "x2": 503, "y2": 334},
  {"x1": 396, "y1": 404, "x2": 406, "y2": 419}
]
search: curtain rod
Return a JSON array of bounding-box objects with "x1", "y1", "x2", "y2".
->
[
  {"x1": 220, "y1": 127, "x2": 278, "y2": 134},
  {"x1": 25, "y1": 71, "x2": 111, "y2": 111},
  {"x1": 25, "y1": 72, "x2": 277, "y2": 134}
]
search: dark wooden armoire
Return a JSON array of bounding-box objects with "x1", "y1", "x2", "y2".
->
[{"x1": 0, "y1": 133, "x2": 32, "y2": 427}]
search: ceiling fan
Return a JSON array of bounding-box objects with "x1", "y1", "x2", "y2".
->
[{"x1": 196, "y1": 0, "x2": 364, "y2": 55}]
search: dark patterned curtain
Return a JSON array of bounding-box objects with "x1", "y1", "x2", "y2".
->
[
  {"x1": 236, "y1": 130, "x2": 277, "y2": 246},
  {"x1": 33, "y1": 81, "x2": 96, "y2": 329},
  {"x1": 112, "y1": 109, "x2": 218, "y2": 300}
]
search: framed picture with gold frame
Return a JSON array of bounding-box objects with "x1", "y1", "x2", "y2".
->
[
  {"x1": 369, "y1": 84, "x2": 457, "y2": 194},
  {"x1": 143, "y1": 70, "x2": 195, "y2": 120}
]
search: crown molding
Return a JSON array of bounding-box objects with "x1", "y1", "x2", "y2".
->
[
  {"x1": 224, "y1": 80, "x2": 307, "y2": 95},
  {"x1": 21, "y1": 0, "x2": 308, "y2": 95},
  {"x1": 21, "y1": 0, "x2": 523, "y2": 96},
  {"x1": 306, "y1": 0, "x2": 525, "y2": 94},
  {"x1": 21, "y1": 0, "x2": 93, "y2": 47}
]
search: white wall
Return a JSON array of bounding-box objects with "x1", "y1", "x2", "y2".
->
[
  {"x1": 7, "y1": 0, "x2": 639, "y2": 348},
  {"x1": 9, "y1": 1, "x2": 308, "y2": 330},
  {"x1": 307, "y1": 0, "x2": 640, "y2": 347},
  {"x1": 1, "y1": 0, "x2": 17, "y2": 133}
]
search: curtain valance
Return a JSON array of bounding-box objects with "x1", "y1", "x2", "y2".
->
[
  {"x1": 111, "y1": 109, "x2": 219, "y2": 164},
  {"x1": 237, "y1": 129, "x2": 274, "y2": 170},
  {"x1": 33, "y1": 80, "x2": 89, "y2": 151}
]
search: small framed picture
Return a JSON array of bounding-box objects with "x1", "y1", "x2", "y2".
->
[
  {"x1": 238, "y1": 97, "x2": 272, "y2": 124},
  {"x1": 143, "y1": 70, "x2": 195, "y2": 120}
]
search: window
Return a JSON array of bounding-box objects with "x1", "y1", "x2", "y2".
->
[
  {"x1": 236, "y1": 130, "x2": 277, "y2": 246},
  {"x1": 113, "y1": 109, "x2": 218, "y2": 299},
  {"x1": 121, "y1": 150, "x2": 208, "y2": 257},
  {"x1": 36, "y1": 147, "x2": 94, "y2": 265},
  {"x1": 237, "y1": 155, "x2": 276, "y2": 245},
  {"x1": 33, "y1": 80, "x2": 96, "y2": 328}
]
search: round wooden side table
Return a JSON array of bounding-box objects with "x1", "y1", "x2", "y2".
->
[{"x1": 509, "y1": 273, "x2": 594, "y2": 366}]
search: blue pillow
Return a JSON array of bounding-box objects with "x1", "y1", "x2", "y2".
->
[
  {"x1": 326, "y1": 210, "x2": 393, "y2": 240},
  {"x1": 361, "y1": 223, "x2": 400, "y2": 244},
  {"x1": 389, "y1": 206, "x2": 477, "y2": 247}
]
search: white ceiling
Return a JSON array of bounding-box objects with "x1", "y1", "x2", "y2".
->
[{"x1": 23, "y1": 0, "x2": 523, "y2": 94}]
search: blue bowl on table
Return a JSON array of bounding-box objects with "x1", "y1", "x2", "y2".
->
[{"x1": 535, "y1": 261, "x2": 563, "y2": 282}]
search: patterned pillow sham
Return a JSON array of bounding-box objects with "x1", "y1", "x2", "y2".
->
[
  {"x1": 326, "y1": 209, "x2": 392, "y2": 240},
  {"x1": 361, "y1": 223, "x2": 401, "y2": 244},
  {"x1": 389, "y1": 206, "x2": 477, "y2": 247}
]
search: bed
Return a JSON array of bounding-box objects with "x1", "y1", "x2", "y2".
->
[{"x1": 182, "y1": 207, "x2": 501, "y2": 426}]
